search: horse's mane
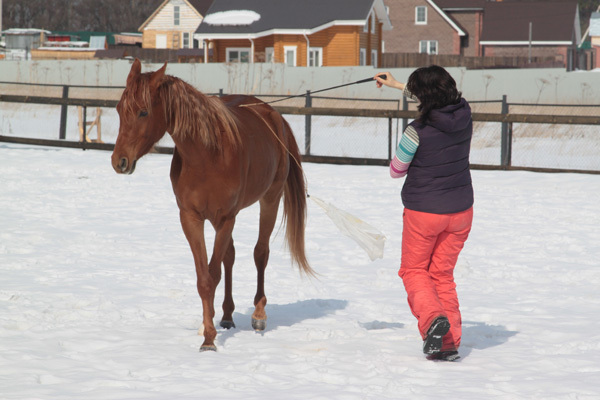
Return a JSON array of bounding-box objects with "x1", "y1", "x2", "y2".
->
[{"x1": 120, "y1": 73, "x2": 240, "y2": 151}]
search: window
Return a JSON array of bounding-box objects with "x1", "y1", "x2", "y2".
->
[
  {"x1": 156, "y1": 34, "x2": 167, "y2": 49},
  {"x1": 415, "y1": 6, "x2": 427, "y2": 24},
  {"x1": 183, "y1": 32, "x2": 190, "y2": 48},
  {"x1": 371, "y1": 49, "x2": 378, "y2": 67},
  {"x1": 227, "y1": 48, "x2": 251, "y2": 63},
  {"x1": 419, "y1": 40, "x2": 438, "y2": 54},
  {"x1": 265, "y1": 47, "x2": 274, "y2": 63},
  {"x1": 308, "y1": 47, "x2": 323, "y2": 67},
  {"x1": 174, "y1": 5, "x2": 180, "y2": 26},
  {"x1": 284, "y1": 46, "x2": 297, "y2": 66},
  {"x1": 359, "y1": 48, "x2": 366, "y2": 66}
]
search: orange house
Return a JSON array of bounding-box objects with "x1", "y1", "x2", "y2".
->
[{"x1": 194, "y1": 0, "x2": 392, "y2": 67}]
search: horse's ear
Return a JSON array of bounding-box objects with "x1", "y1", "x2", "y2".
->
[
  {"x1": 149, "y1": 62, "x2": 167, "y2": 92},
  {"x1": 127, "y1": 58, "x2": 142, "y2": 85}
]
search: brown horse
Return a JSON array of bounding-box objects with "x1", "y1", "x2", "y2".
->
[{"x1": 111, "y1": 59, "x2": 313, "y2": 351}]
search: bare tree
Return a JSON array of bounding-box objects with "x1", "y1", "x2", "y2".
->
[{"x1": 2, "y1": 0, "x2": 162, "y2": 32}]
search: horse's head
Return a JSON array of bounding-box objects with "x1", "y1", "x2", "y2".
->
[{"x1": 112, "y1": 59, "x2": 168, "y2": 174}]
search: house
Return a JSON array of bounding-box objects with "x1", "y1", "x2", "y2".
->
[
  {"x1": 479, "y1": 0, "x2": 581, "y2": 66},
  {"x1": 139, "y1": 0, "x2": 214, "y2": 49},
  {"x1": 383, "y1": 0, "x2": 481, "y2": 56},
  {"x1": 30, "y1": 33, "x2": 109, "y2": 60},
  {"x1": 1, "y1": 28, "x2": 50, "y2": 60},
  {"x1": 433, "y1": 0, "x2": 484, "y2": 56},
  {"x1": 193, "y1": 0, "x2": 392, "y2": 67},
  {"x1": 384, "y1": 0, "x2": 580, "y2": 67}
]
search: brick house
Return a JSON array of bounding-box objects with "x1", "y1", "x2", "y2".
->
[
  {"x1": 384, "y1": 0, "x2": 580, "y2": 64},
  {"x1": 383, "y1": 0, "x2": 475, "y2": 55},
  {"x1": 139, "y1": 0, "x2": 213, "y2": 49},
  {"x1": 193, "y1": 0, "x2": 392, "y2": 66}
]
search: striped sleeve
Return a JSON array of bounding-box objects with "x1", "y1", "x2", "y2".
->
[{"x1": 390, "y1": 125, "x2": 419, "y2": 179}]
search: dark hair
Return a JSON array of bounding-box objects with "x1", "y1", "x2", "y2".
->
[{"x1": 405, "y1": 65, "x2": 462, "y2": 123}]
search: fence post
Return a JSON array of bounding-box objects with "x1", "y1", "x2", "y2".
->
[
  {"x1": 82, "y1": 106, "x2": 87, "y2": 150},
  {"x1": 305, "y1": 90, "x2": 311, "y2": 156},
  {"x1": 500, "y1": 94, "x2": 512, "y2": 167},
  {"x1": 219, "y1": 88, "x2": 223, "y2": 97},
  {"x1": 388, "y1": 117, "x2": 393, "y2": 161},
  {"x1": 401, "y1": 95, "x2": 408, "y2": 133},
  {"x1": 59, "y1": 85, "x2": 69, "y2": 140}
]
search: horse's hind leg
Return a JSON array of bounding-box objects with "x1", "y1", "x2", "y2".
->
[
  {"x1": 220, "y1": 239, "x2": 236, "y2": 329},
  {"x1": 252, "y1": 197, "x2": 281, "y2": 331}
]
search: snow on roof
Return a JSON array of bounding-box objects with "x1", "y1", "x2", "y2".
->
[
  {"x1": 203, "y1": 10, "x2": 261, "y2": 26},
  {"x1": 2, "y1": 28, "x2": 51, "y2": 35}
]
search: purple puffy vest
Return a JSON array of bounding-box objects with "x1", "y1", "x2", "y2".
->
[{"x1": 401, "y1": 98, "x2": 474, "y2": 214}]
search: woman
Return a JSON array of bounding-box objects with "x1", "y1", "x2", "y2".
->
[{"x1": 375, "y1": 66, "x2": 474, "y2": 362}]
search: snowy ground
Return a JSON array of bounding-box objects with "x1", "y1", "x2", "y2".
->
[{"x1": 1, "y1": 143, "x2": 599, "y2": 399}]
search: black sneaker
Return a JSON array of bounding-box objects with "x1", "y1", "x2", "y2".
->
[
  {"x1": 422, "y1": 316, "x2": 450, "y2": 355},
  {"x1": 426, "y1": 351, "x2": 460, "y2": 362}
]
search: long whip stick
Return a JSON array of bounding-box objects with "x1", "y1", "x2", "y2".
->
[{"x1": 260, "y1": 74, "x2": 387, "y2": 105}]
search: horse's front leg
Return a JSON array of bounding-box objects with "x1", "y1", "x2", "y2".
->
[
  {"x1": 180, "y1": 211, "x2": 219, "y2": 351},
  {"x1": 201, "y1": 217, "x2": 236, "y2": 349}
]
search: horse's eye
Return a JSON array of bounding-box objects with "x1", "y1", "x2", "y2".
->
[{"x1": 139, "y1": 110, "x2": 148, "y2": 117}]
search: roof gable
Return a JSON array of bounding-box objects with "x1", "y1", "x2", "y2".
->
[
  {"x1": 195, "y1": 0, "x2": 391, "y2": 37},
  {"x1": 428, "y1": 0, "x2": 466, "y2": 36},
  {"x1": 480, "y1": 0, "x2": 580, "y2": 44},
  {"x1": 139, "y1": 0, "x2": 210, "y2": 31}
]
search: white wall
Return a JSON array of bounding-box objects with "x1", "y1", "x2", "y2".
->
[{"x1": 1, "y1": 60, "x2": 599, "y2": 104}]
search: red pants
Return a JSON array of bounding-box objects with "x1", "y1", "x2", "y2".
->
[{"x1": 399, "y1": 207, "x2": 473, "y2": 351}]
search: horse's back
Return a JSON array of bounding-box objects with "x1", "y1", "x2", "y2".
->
[{"x1": 221, "y1": 94, "x2": 266, "y2": 110}]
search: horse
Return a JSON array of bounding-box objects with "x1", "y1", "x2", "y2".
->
[{"x1": 111, "y1": 59, "x2": 314, "y2": 351}]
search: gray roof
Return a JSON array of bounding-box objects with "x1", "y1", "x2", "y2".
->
[
  {"x1": 195, "y1": 0, "x2": 391, "y2": 37},
  {"x1": 188, "y1": 0, "x2": 215, "y2": 16},
  {"x1": 480, "y1": 0, "x2": 580, "y2": 44},
  {"x1": 433, "y1": 0, "x2": 485, "y2": 10}
]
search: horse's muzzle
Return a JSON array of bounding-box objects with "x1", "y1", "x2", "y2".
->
[{"x1": 113, "y1": 157, "x2": 137, "y2": 175}]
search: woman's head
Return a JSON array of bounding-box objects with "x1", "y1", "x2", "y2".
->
[{"x1": 406, "y1": 65, "x2": 462, "y2": 123}]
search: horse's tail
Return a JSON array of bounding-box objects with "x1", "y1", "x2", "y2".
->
[{"x1": 280, "y1": 116, "x2": 315, "y2": 277}]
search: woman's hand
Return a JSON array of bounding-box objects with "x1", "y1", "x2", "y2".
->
[{"x1": 374, "y1": 72, "x2": 405, "y2": 91}]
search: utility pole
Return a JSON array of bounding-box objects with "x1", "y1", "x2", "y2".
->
[{"x1": 0, "y1": 0, "x2": 3, "y2": 36}]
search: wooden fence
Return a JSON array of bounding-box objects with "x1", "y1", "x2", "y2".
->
[
  {"x1": 1, "y1": 87, "x2": 600, "y2": 174},
  {"x1": 381, "y1": 53, "x2": 563, "y2": 69}
]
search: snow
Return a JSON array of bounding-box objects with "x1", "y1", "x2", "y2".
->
[
  {"x1": 203, "y1": 10, "x2": 261, "y2": 26},
  {"x1": 1, "y1": 141, "x2": 600, "y2": 399}
]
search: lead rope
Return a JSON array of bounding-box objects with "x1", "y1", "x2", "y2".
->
[
  {"x1": 237, "y1": 75, "x2": 385, "y2": 196},
  {"x1": 242, "y1": 105, "x2": 309, "y2": 196}
]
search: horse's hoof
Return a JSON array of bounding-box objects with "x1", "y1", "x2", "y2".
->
[
  {"x1": 252, "y1": 318, "x2": 267, "y2": 331},
  {"x1": 199, "y1": 344, "x2": 217, "y2": 352},
  {"x1": 220, "y1": 320, "x2": 236, "y2": 329}
]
